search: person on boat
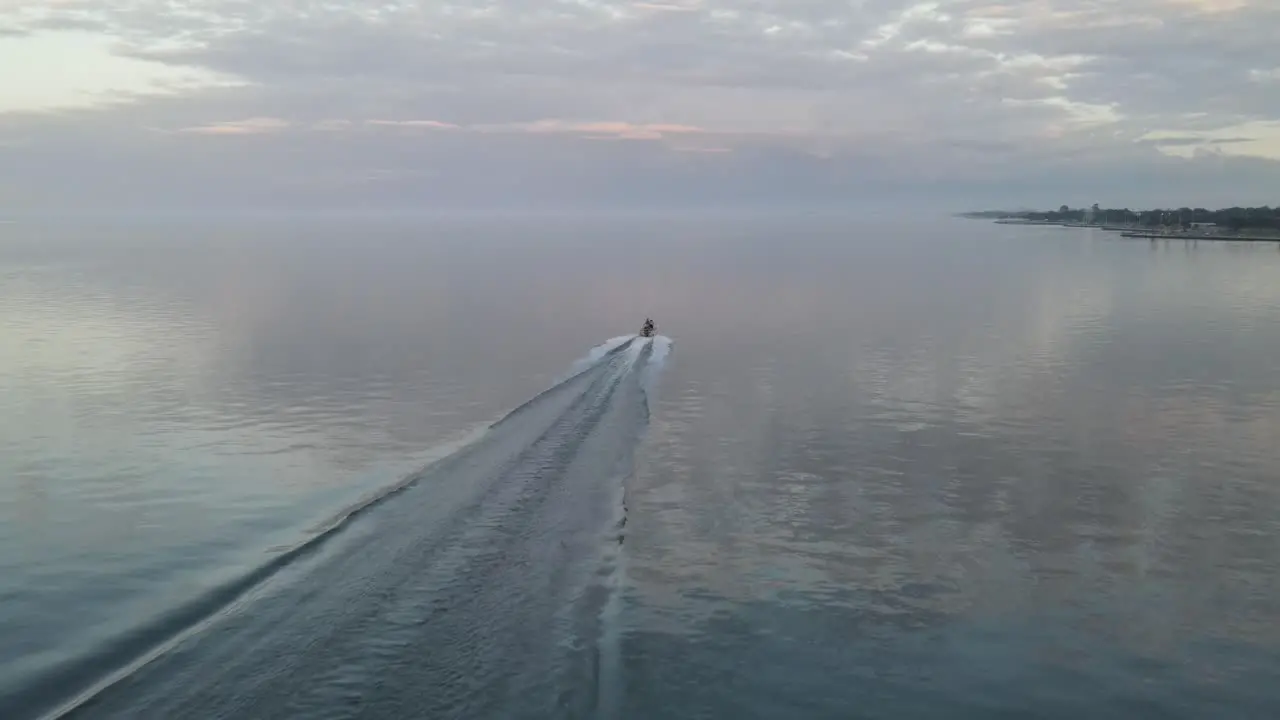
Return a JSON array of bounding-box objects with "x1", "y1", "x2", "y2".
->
[{"x1": 641, "y1": 318, "x2": 655, "y2": 337}]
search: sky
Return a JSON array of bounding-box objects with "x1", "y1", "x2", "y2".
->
[{"x1": 1, "y1": 0, "x2": 1278, "y2": 213}]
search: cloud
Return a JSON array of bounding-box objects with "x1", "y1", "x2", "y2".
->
[
  {"x1": 630, "y1": 2, "x2": 700, "y2": 13},
  {"x1": 507, "y1": 120, "x2": 705, "y2": 140},
  {"x1": 1137, "y1": 136, "x2": 1255, "y2": 147},
  {"x1": 0, "y1": 0, "x2": 1278, "y2": 211},
  {"x1": 1139, "y1": 120, "x2": 1280, "y2": 160},
  {"x1": 178, "y1": 116, "x2": 289, "y2": 135},
  {"x1": 365, "y1": 120, "x2": 459, "y2": 130},
  {"x1": 0, "y1": 29, "x2": 241, "y2": 113},
  {"x1": 310, "y1": 119, "x2": 352, "y2": 132}
]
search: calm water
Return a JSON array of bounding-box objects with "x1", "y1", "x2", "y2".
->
[{"x1": 2, "y1": 216, "x2": 1280, "y2": 719}]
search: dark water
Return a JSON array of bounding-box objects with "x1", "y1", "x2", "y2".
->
[{"x1": 3, "y1": 216, "x2": 1280, "y2": 719}]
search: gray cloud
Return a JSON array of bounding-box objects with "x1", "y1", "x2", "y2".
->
[
  {"x1": 1, "y1": 0, "x2": 1278, "y2": 212},
  {"x1": 1137, "y1": 136, "x2": 1256, "y2": 147}
]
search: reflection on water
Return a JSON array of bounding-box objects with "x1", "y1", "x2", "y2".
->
[
  {"x1": 3, "y1": 217, "x2": 1280, "y2": 718},
  {"x1": 623, "y1": 224, "x2": 1280, "y2": 718}
]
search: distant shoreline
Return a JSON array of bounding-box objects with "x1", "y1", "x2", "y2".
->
[{"x1": 959, "y1": 207, "x2": 1280, "y2": 242}]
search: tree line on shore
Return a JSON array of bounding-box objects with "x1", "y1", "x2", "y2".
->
[{"x1": 963, "y1": 205, "x2": 1280, "y2": 230}]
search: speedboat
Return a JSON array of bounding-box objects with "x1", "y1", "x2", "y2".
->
[{"x1": 640, "y1": 318, "x2": 655, "y2": 337}]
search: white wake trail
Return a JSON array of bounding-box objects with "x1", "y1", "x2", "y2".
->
[{"x1": 566, "y1": 335, "x2": 636, "y2": 377}]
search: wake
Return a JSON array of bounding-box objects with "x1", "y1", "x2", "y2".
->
[{"x1": 14, "y1": 334, "x2": 671, "y2": 720}]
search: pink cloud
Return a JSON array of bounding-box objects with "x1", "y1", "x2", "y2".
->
[
  {"x1": 519, "y1": 120, "x2": 706, "y2": 140},
  {"x1": 365, "y1": 119, "x2": 459, "y2": 129}
]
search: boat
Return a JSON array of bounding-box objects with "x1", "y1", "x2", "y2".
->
[{"x1": 640, "y1": 318, "x2": 655, "y2": 337}]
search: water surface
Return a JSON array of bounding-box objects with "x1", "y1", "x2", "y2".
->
[{"x1": 2, "y1": 217, "x2": 1279, "y2": 718}]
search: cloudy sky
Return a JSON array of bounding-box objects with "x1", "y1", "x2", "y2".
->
[{"x1": 1, "y1": 0, "x2": 1277, "y2": 212}]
